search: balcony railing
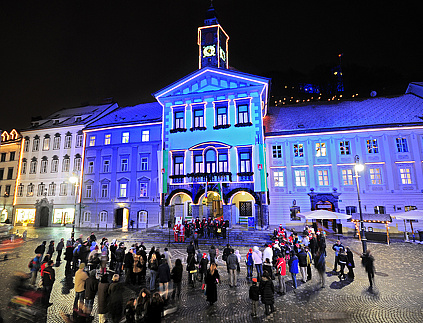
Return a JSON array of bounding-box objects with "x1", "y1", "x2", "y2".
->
[
  {"x1": 169, "y1": 175, "x2": 185, "y2": 184},
  {"x1": 186, "y1": 172, "x2": 232, "y2": 183},
  {"x1": 237, "y1": 172, "x2": 254, "y2": 181}
]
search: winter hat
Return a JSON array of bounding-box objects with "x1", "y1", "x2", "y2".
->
[
  {"x1": 252, "y1": 278, "x2": 257, "y2": 283},
  {"x1": 203, "y1": 253, "x2": 207, "y2": 258},
  {"x1": 249, "y1": 248, "x2": 253, "y2": 253}
]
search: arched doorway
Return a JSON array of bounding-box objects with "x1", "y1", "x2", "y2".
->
[
  {"x1": 230, "y1": 191, "x2": 255, "y2": 225},
  {"x1": 198, "y1": 192, "x2": 223, "y2": 220},
  {"x1": 39, "y1": 207, "x2": 49, "y2": 227},
  {"x1": 170, "y1": 193, "x2": 193, "y2": 223}
]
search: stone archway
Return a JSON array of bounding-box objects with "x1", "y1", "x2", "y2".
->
[
  {"x1": 39, "y1": 207, "x2": 49, "y2": 227},
  {"x1": 35, "y1": 197, "x2": 53, "y2": 227}
]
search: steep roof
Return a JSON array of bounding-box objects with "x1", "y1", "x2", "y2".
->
[
  {"x1": 85, "y1": 102, "x2": 162, "y2": 129},
  {"x1": 265, "y1": 91, "x2": 423, "y2": 136},
  {"x1": 23, "y1": 103, "x2": 117, "y2": 131}
]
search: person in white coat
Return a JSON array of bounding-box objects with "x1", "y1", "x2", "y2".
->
[
  {"x1": 263, "y1": 245, "x2": 273, "y2": 264},
  {"x1": 252, "y1": 246, "x2": 263, "y2": 281}
]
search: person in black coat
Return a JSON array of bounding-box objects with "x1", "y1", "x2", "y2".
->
[
  {"x1": 171, "y1": 259, "x2": 183, "y2": 300},
  {"x1": 108, "y1": 274, "x2": 124, "y2": 323},
  {"x1": 198, "y1": 253, "x2": 209, "y2": 284},
  {"x1": 158, "y1": 258, "x2": 171, "y2": 301},
  {"x1": 346, "y1": 247, "x2": 355, "y2": 280},
  {"x1": 259, "y1": 271, "x2": 275, "y2": 315},
  {"x1": 205, "y1": 263, "x2": 220, "y2": 305},
  {"x1": 35, "y1": 241, "x2": 46, "y2": 258},
  {"x1": 84, "y1": 270, "x2": 99, "y2": 314},
  {"x1": 361, "y1": 250, "x2": 375, "y2": 288},
  {"x1": 249, "y1": 278, "x2": 260, "y2": 317},
  {"x1": 42, "y1": 260, "x2": 55, "y2": 307},
  {"x1": 64, "y1": 240, "x2": 74, "y2": 276},
  {"x1": 97, "y1": 274, "x2": 109, "y2": 323},
  {"x1": 124, "y1": 249, "x2": 135, "y2": 284},
  {"x1": 186, "y1": 253, "x2": 197, "y2": 286},
  {"x1": 47, "y1": 240, "x2": 55, "y2": 258},
  {"x1": 147, "y1": 292, "x2": 164, "y2": 322}
]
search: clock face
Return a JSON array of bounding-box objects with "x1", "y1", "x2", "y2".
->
[
  {"x1": 203, "y1": 45, "x2": 216, "y2": 57},
  {"x1": 219, "y1": 47, "x2": 226, "y2": 61}
]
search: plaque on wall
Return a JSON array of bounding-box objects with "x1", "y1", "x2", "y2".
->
[
  {"x1": 274, "y1": 188, "x2": 285, "y2": 193},
  {"x1": 397, "y1": 154, "x2": 411, "y2": 160},
  {"x1": 294, "y1": 159, "x2": 305, "y2": 165},
  {"x1": 371, "y1": 186, "x2": 384, "y2": 191},
  {"x1": 316, "y1": 158, "x2": 328, "y2": 163}
]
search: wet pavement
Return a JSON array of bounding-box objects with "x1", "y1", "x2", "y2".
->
[{"x1": 1, "y1": 226, "x2": 422, "y2": 322}]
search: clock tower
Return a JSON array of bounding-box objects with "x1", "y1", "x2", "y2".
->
[{"x1": 198, "y1": 3, "x2": 229, "y2": 69}]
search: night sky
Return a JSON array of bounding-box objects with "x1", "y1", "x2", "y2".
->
[{"x1": 0, "y1": 1, "x2": 420, "y2": 131}]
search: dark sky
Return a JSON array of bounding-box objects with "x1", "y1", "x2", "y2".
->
[{"x1": 0, "y1": 1, "x2": 420, "y2": 131}]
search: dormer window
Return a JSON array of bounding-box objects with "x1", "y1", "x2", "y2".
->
[
  {"x1": 75, "y1": 116, "x2": 82, "y2": 123},
  {"x1": 53, "y1": 119, "x2": 60, "y2": 125}
]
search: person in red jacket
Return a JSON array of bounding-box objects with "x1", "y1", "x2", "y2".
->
[{"x1": 275, "y1": 252, "x2": 286, "y2": 295}]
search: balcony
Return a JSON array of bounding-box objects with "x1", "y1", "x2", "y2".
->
[
  {"x1": 169, "y1": 175, "x2": 185, "y2": 184},
  {"x1": 186, "y1": 172, "x2": 232, "y2": 183},
  {"x1": 237, "y1": 172, "x2": 254, "y2": 181}
]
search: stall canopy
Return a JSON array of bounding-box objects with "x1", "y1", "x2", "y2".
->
[
  {"x1": 298, "y1": 210, "x2": 351, "y2": 220},
  {"x1": 392, "y1": 209, "x2": 423, "y2": 242},
  {"x1": 350, "y1": 213, "x2": 392, "y2": 244}
]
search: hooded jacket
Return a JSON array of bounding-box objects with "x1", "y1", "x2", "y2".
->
[{"x1": 252, "y1": 247, "x2": 263, "y2": 265}]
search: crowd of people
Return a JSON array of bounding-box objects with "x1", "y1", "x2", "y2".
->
[
  {"x1": 17, "y1": 223, "x2": 377, "y2": 321},
  {"x1": 173, "y1": 217, "x2": 229, "y2": 243}
]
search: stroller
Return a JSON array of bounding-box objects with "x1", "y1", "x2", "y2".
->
[{"x1": 7, "y1": 272, "x2": 46, "y2": 322}]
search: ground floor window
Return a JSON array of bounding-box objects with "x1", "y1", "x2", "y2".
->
[
  {"x1": 99, "y1": 211, "x2": 107, "y2": 223},
  {"x1": 15, "y1": 208, "x2": 36, "y2": 224},
  {"x1": 52, "y1": 208, "x2": 74, "y2": 224}
]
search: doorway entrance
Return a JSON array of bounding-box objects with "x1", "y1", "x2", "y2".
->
[{"x1": 39, "y1": 207, "x2": 49, "y2": 227}]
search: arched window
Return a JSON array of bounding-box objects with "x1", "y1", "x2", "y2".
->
[
  {"x1": 83, "y1": 211, "x2": 91, "y2": 223},
  {"x1": 99, "y1": 211, "x2": 107, "y2": 223},
  {"x1": 205, "y1": 149, "x2": 216, "y2": 173}
]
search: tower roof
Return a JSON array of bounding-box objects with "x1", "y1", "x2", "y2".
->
[{"x1": 204, "y1": 2, "x2": 218, "y2": 26}]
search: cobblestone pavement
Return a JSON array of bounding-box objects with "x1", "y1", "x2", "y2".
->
[{"x1": 1, "y1": 227, "x2": 423, "y2": 322}]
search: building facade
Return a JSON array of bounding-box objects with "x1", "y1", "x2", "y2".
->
[
  {"x1": 264, "y1": 82, "x2": 423, "y2": 231},
  {"x1": 13, "y1": 103, "x2": 117, "y2": 227},
  {"x1": 154, "y1": 9, "x2": 270, "y2": 227},
  {"x1": 0, "y1": 129, "x2": 22, "y2": 223},
  {"x1": 81, "y1": 103, "x2": 162, "y2": 229}
]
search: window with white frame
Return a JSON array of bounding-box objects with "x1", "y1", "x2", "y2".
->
[
  {"x1": 85, "y1": 184, "x2": 92, "y2": 198},
  {"x1": 48, "y1": 182, "x2": 56, "y2": 196},
  {"x1": 138, "y1": 210, "x2": 147, "y2": 223},
  {"x1": 366, "y1": 138, "x2": 379, "y2": 153},
  {"x1": 140, "y1": 157, "x2": 148, "y2": 171},
  {"x1": 239, "y1": 152, "x2": 251, "y2": 173},
  {"x1": 193, "y1": 109, "x2": 204, "y2": 128},
  {"x1": 53, "y1": 136, "x2": 61, "y2": 150},
  {"x1": 104, "y1": 134, "x2": 111, "y2": 145},
  {"x1": 218, "y1": 153, "x2": 228, "y2": 172},
  {"x1": 40, "y1": 158, "x2": 48, "y2": 173},
  {"x1": 32, "y1": 138, "x2": 40, "y2": 151},
  {"x1": 83, "y1": 211, "x2": 91, "y2": 223},
  {"x1": 24, "y1": 138, "x2": 30, "y2": 152},
  {"x1": 142, "y1": 130, "x2": 150, "y2": 142},
  {"x1": 216, "y1": 106, "x2": 228, "y2": 126},
  {"x1": 27, "y1": 183, "x2": 34, "y2": 196},
  {"x1": 272, "y1": 145, "x2": 282, "y2": 158},
  {"x1": 21, "y1": 160, "x2": 27, "y2": 174},
  {"x1": 101, "y1": 183, "x2": 109, "y2": 198},
  {"x1": 17, "y1": 184, "x2": 24, "y2": 197},
  {"x1": 99, "y1": 211, "x2": 107, "y2": 223},
  {"x1": 293, "y1": 143, "x2": 304, "y2": 157},
  {"x1": 43, "y1": 137, "x2": 50, "y2": 150},
  {"x1": 315, "y1": 142, "x2": 327, "y2": 157},
  {"x1": 89, "y1": 136, "x2": 95, "y2": 147},
  {"x1": 205, "y1": 149, "x2": 217, "y2": 173},
  {"x1": 74, "y1": 156, "x2": 81, "y2": 171},
  {"x1": 173, "y1": 156, "x2": 184, "y2": 175},
  {"x1": 37, "y1": 183, "x2": 46, "y2": 196},
  {"x1": 119, "y1": 183, "x2": 127, "y2": 198},
  {"x1": 139, "y1": 182, "x2": 148, "y2": 197},
  {"x1": 273, "y1": 169, "x2": 285, "y2": 187},
  {"x1": 103, "y1": 159, "x2": 110, "y2": 173},
  {"x1": 174, "y1": 111, "x2": 185, "y2": 129},
  {"x1": 396, "y1": 137, "x2": 409, "y2": 153},
  {"x1": 51, "y1": 158, "x2": 59, "y2": 173},
  {"x1": 64, "y1": 134, "x2": 72, "y2": 148},
  {"x1": 341, "y1": 169, "x2": 354, "y2": 185},
  {"x1": 369, "y1": 167, "x2": 382, "y2": 184},
  {"x1": 87, "y1": 161, "x2": 94, "y2": 174},
  {"x1": 76, "y1": 134, "x2": 83, "y2": 147},
  {"x1": 121, "y1": 158, "x2": 129, "y2": 172},
  {"x1": 30, "y1": 159, "x2": 37, "y2": 174},
  {"x1": 194, "y1": 155, "x2": 203, "y2": 173},
  {"x1": 237, "y1": 104, "x2": 249, "y2": 124},
  {"x1": 399, "y1": 167, "x2": 412, "y2": 184},
  {"x1": 122, "y1": 132, "x2": 130, "y2": 143},
  {"x1": 294, "y1": 169, "x2": 307, "y2": 186},
  {"x1": 339, "y1": 141, "x2": 350, "y2": 155},
  {"x1": 317, "y1": 169, "x2": 329, "y2": 186},
  {"x1": 62, "y1": 156, "x2": 70, "y2": 172},
  {"x1": 59, "y1": 183, "x2": 68, "y2": 196}
]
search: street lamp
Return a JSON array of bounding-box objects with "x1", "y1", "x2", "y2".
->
[
  {"x1": 354, "y1": 155, "x2": 367, "y2": 253},
  {"x1": 69, "y1": 175, "x2": 79, "y2": 240}
]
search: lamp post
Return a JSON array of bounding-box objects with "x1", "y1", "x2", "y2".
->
[
  {"x1": 354, "y1": 155, "x2": 367, "y2": 253},
  {"x1": 69, "y1": 175, "x2": 79, "y2": 240}
]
